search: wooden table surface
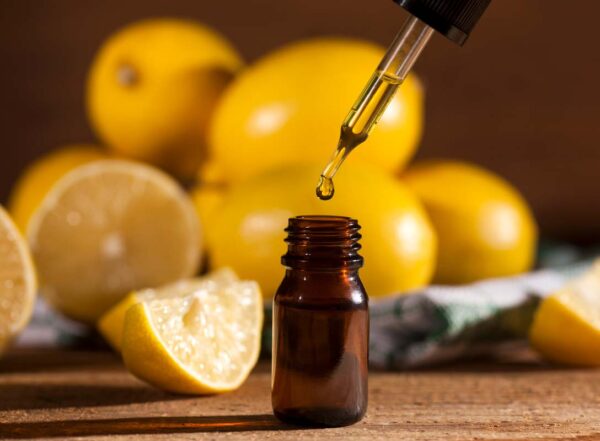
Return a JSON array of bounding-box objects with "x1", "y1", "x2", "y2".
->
[{"x1": 1, "y1": 349, "x2": 599, "y2": 440}]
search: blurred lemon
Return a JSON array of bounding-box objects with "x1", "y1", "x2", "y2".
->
[
  {"x1": 190, "y1": 183, "x2": 226, "y2": 249},
  {"x1": 121, "y1": 273, "x2": 263, "y2": 394},
  {"x1": 27, "y1": 160, "x2": 201, "y2": 324},
  {"x1": 98, "y1": 267, "x2": 237, "y2": 351},
  {"x1": 8, "y1": 145, "x2": 106, "y2": 232},
  {"x1": 189, "y1": 161, "x2": 230, "y2": 250},
  {"x1": 209, "y1": 38, "x2": 424, "y2": 183},
  {"x1": 0, "y1": 206, "x2": 37, "y2": 354},
  {"x1": 208, "y1": 163, "x2": 436, "y2": 298},
  {"x1": 87, "y1": 19, "x2": 243, "y2": 179},
  {"x1": 530, "y1": 261, "x2": 600, "y2": 366},
  {"x1": 403, "y1": 160, "x2": 537, "y2": 284}
]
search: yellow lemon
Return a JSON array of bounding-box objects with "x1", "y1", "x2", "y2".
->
[
  {"x1": 189, "y1": 161, "x2": 231, "y2": 251},
  {"x1": 530, "y1": 261, "x2": 600, "y2": 366},
  {"x1": 190, "y1": 162, "x2": 228, "y2": 241},
  {"x1": 8, "y1": 145, "x2": 106, "y2": 232},
  {"x1": 98, "y1": 267, "x2": 237, "y2": 351},
  {"x1": 0, "y1": 206, "x2": 37, "y2": 354},
  {"x1": 209, "y1": 38, "x2": 424, "y2": 183},
  {"x1": 87, "y1": 19, "x2": 243, "y2": 179},
  {"x1": 403, "y1": 160, "x2": 537, "y2": 284},
  {"x1": 190, "y1": 183, "x2": 226, "y2": 250},
  {"x1": 27, "y1": 160, "x2": 201, "y2": 324},
  {"x1": 208, "y1": 163, "x2": 436, "y2": 299},
  {"x1": 121, "y1": 273, "x2": 263, "y2": 394}
]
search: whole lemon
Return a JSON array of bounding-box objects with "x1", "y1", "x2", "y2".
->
[
  {"x1": 403, "y1": 160, "x2": 537, "y2": 284},
  {"x1": 190, "y1": 182, "x2": 226, "y2": 251},
  {"x1": 209, "y1": 38, "x2": 424, "y2": 183},
  {"x1": 87, "y1": 19, "x2": 243, "y2": 179},
  {"x1": 190, "y1": 160, "x2": 231, "y2": 251},
  {"x1": 208, "y1": 163, "x2": 436, "y2": 298},
  {"x1": 9, "y1": 145, "x2": 106, "y2": 232}
]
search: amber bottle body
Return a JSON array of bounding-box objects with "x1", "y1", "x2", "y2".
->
[{"x1": 271, "y1": 216, "x2": 369, "y2": 427}]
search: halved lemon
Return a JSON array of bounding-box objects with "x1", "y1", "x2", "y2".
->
[
  {"x1": 0, "y1": 206, "x2": 37, "y2": 353},
  {"x1": 27, "y1": 160, "x2": 201, "y2": 324},
  {"x1": 121, "y1": 275, "x2": 262, "y2": 394},
  {"x1": 98, "y1": 267, "x2": 238, "y2": 351},
  {"x1": 530, "y1": 261, "x2": 600, "y2": 366}
]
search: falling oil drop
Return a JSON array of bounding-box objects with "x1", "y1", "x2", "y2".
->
[{"x1": 316, "y1": 176, "x2": 334, "y2": 201}]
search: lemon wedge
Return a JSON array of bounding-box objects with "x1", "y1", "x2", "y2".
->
[
  {"x1": 0, "y1": 206, "x2": 36, "y2": 353},
  {"x1": 98, "y1": 267, "x2": 238, "y2": 351},
  {"x1": 530, "y1": 261, "x2": 600, "y2": 366},
  {"x1": 27, "y1": 160, "x2": 201, "y2": 324},
  {"x1": 121, "y1": 274, "x2": 262, "y2": 394}
]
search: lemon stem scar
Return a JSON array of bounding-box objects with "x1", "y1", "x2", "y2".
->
[{"x1": 117, "y1": 63, "x2": 139, "y2": 87}]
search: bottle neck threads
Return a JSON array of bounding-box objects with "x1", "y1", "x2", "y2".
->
[{"x1": 282, "y1": 215, "x2": 363, "y2": 270}]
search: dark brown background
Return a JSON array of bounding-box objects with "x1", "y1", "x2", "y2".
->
[{"x1": 1, "y1": 0, "x2": 599, "y2": 240}]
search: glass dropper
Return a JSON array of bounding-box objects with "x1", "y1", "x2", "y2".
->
[{"x1": 316, "y1": 16, "x2": 434, "y2": 200}]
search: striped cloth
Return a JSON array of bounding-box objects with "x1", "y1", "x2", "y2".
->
[{"x1": 368, "y1": 262, "x2": 589, "y2": 368}]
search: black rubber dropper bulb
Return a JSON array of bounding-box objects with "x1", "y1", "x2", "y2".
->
[{"x1": 393, "y1": 0, "x2": 492, "y2": 45}]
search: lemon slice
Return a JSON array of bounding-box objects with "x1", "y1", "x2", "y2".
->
[
  {"x1": 98, "y1": 267, "x2": 238, "y2": 351},
  {"x1": 27, "y1": 160, "x2": 201, "y2": 324},
  {"x1": 0, "y1": 206, "x2": 36, "y2": 353},
  {"x1": 121, "y1": 276, "x2": 263, "y2": 394},
  {"x1": 530, "y1": 261, "x2": 600, "y2": 366}
]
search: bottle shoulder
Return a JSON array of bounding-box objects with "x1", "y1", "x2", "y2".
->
[{"x1": 275, "y1": 272, "x2": 368, "y2": 308}]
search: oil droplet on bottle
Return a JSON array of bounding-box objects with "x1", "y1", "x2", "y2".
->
[{"x1": 316, "y1": 176, "x2": 334, "y2": 201}]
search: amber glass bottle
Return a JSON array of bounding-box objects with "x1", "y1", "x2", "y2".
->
[{"x1": 272, "y1": 215, "x2": 369, "y2": 427}]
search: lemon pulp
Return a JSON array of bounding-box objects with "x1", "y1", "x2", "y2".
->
[
  {"x1": 121, "y1": 272, "x2": 263, "y2": 394},
  {"x1": 0, "y1": 207, "x2": 37, "y2": 352}
]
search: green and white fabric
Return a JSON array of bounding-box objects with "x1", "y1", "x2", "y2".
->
[{"x1": 368, "y1": 262, "x2": 589, "y2": 368}]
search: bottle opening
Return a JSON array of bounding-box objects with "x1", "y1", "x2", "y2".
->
[{"x1": 282, "y1": 215, "x2": 363, "y2": 269}]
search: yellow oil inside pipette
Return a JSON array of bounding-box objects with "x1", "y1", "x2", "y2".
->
[
  {"x1": 316, "y1": 72, "x2": 402, "y2": 200},
  {"x1": 316, "y1": 17, "x2": 433, "y2": 200}
]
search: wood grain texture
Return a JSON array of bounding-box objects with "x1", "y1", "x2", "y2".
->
[
  {"x1": 1, "y1": 349, "x2": 599, "y2": 440},
  {"x1": 1, "y1": 0, "x2": 599, "y2": 240}
]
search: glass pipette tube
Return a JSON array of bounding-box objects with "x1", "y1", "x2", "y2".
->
[{"x1": 316, "y1": 16, "x2": 434, "y2": 200}]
